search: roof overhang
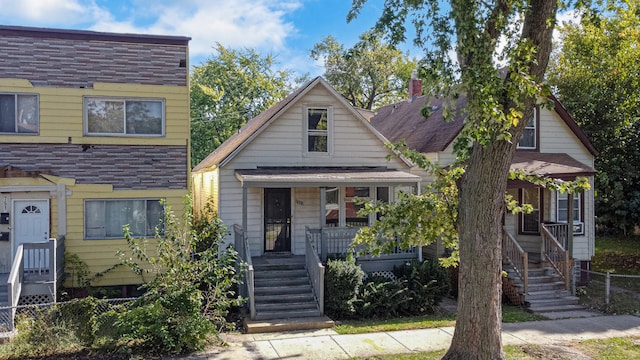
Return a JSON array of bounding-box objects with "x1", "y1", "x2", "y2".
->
[
  {"x1": 235, "y1": 168, "x2": 421, "y2": 188},
  {"x1": 508, "y1": 152, "x2": 595, "y2": 187}
]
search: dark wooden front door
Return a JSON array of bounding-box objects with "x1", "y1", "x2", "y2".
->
[{"x1": 264, "y1": 188, "x2": 291, "y2": 252}]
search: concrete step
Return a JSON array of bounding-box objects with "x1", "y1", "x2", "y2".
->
[
  {"x1": 255, "y1": 277, "x2": 310, "y2": 287},
  {"x1": 254, "y1": 269, "x2": 308, "y2": 279},
  {"x1": 256, "y1": 301, "x2": 319, "y2": 312},
  {"x1": 525, "y1": 281, "x2": 567, "y2": 292},
  {"x1": 255, "y1": 308, "x2": 322, "y2": 321},
  {"x1": 255, "y1": 293, "x2": 316, "y2": 303},
  {"x1": 525, "y1": 289, "x2": 573, "y2": 301},
  {"x1": 528, "y1": 304, "x2": 587, "y2": 313},
  {"x1": 526, "y1": 296, "x2": 580, "y2": 306},
  {"x1": 244, "y1": 316, "x2": 334, "y2": 334}
]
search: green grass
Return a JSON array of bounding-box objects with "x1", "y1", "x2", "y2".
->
[
  {"x1": 349, "y1": 337, "x2": 640, "y2": 359},
  {"x1": 592, "y1": 236, "x2": 640, "y2": 275},
  {"x1": 595, "y1": 236, "x2": 640, "y2": 255},
  {"x1": 335, "y1": 305, "x2": 544, "y2": 334}
]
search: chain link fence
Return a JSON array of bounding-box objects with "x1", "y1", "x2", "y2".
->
[
  {"x1": 577, "y1": 269, "x2": 640, "y2": 314},
  {"x1": 0, "y1": 297, "x2": 137, "y2": 334}
]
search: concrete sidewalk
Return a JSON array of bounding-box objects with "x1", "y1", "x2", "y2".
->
[{"x1": 189, "y1": 314, "x2": 640, "y2": 359}]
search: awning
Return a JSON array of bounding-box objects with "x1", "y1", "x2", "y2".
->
[
  {"x1": 235, "y1": 167, "x2": 421, "y2": 188},
  {"x1": 510, "y1": 152, "x2": 595, "y2": 181}
]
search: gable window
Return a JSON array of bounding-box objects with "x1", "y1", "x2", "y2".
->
[
  {"x1": 323, "y1": 186, "x2": 390, "y2": 227},
  {"x1": 520, "y1": 188, "x2": 541, "y2": 234},
  {"x1": 517, "y1": 108, "x2": 537, "y2": 149},
  {"x1": 306, "y1": 107, "x2": 331, "y2": 153},
  {"x1": 557, "y1": 192, "x2": 584, "y2": 234},
  {"x1": 85, "y1": 98, "x2": 164, "y2": 136},
  {"x1": 0, "y1": 93, "x2": 39, "y2": 134},
  {"x1": 85, "y1": 199, "x2": 163, "y2": 239}
]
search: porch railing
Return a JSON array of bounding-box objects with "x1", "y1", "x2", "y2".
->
[
  {"x1": 541, "y1": 224, "x2": 572, "y2": 290},
  {"x1": 7, "y1": 245, "x2": 24, "y2": 331},
  {"x1": 543, "y1": 222, "x2": 569, "y2": 249},
  {"x1": 305, "y1": 234, "x2": 324, "y2": 315},
  {"x1": 502, "y1": 227, "x2": 528, "y2": 294},
  {"x1": 234, "y1": 224, "x2": 255, "y2": 320}
]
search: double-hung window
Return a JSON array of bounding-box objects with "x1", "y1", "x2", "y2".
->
[
  {"x1": 517, "y1": 108, "x2": 537, "y2": 149},
  {"x1": 557, "y1": 192, "x2": 584, "y2": 234},
  {"x1": 306, "y1": 107, "x2": 331, "y2": 153},
  {"x1": 323, "y1": 186, "x2": 390, "y2": 227},
  {"x1": 0, "y1": 93, "x2": 39, "y2": 134},
  {"x1": 85, "y1": 199, "x2": 164, "y2": 239},
  {"x1": 520, "y1": 188, "x2": 540, "y2": 234},
  {"x1": 84, "y1": 97, "x2": 164, "y2": 136}
]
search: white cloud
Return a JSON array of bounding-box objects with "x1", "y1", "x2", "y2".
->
[{"x1": 0, "y1": 0, "x2": 100, "y2": 25}]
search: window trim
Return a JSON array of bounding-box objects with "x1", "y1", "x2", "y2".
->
[
  {"x1": 83, "y1": 97, "x2": 166, "y2": 137},
  {"x1": 556, "y1": 191, "x2": 585, "y2": 235},
  {"x1": 0, "y1": 92, "x2": 40, "y2": 135},
  {"x1": 516, "y1": 106, "x2": 539, "y2": 150},
  {"x1": 84, "y1": 198, "x2": 164, "y2": 240},
  {"x1": 321, "y1": 186, "x2": 391, "y2": 227},
  {"x1": 304, "y1": 105, "x2": 333, "y2": 155},
  {"x1": 518, "y1": 187, "x2": 543, "y2": 235}
]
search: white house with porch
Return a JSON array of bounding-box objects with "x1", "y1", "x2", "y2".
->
[{"x1": 192, "y1": 77, "x2": 423, "y2": 322}]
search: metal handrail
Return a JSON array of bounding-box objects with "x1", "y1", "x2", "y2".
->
[
  {"x1": 541, "y1": 224, "x2": 572, "y2": 290},
  {"x1": 502, "y1": 228, "x2": 528, "y2": 293},
  {"x1": 305, "y1": 235, "x2": 324, "y2": 315},
  {"x1": 234, "y1": 224, "x2": 255, "y2": 320}
]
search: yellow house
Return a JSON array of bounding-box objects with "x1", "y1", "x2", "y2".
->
[{"x1": 0, "y1": 25, "x2": 190, "y2": 306}]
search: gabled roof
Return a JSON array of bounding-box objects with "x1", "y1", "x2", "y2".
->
[
  {"x1": 370, "y1": 94, "x2": 598, "y2": 156},
  {"x1": 193, "y1": 77, "x2": 408, "y2": 172}
]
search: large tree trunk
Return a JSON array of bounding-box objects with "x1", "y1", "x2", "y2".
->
[{"x1": 443, "y1": 0, "x2": 558, "y2": 358}]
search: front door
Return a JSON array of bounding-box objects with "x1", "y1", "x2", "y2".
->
[
  {"x1": 13, "y1": 199, "x2": 50, "y2": 269},
  {"x1": 264, "y1": 188, "x2": 291, "y2": 253}
]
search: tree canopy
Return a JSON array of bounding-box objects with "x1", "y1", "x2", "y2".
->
[
  {"x1": 549, "y1": 2, "x2": 640, "y2": 234},
  {"x1": 348, "y1": 0, "x2": 591, "y2": 358},
  {"x1": 310, "y1": 30, "x2": 418, "y2": 110},
  {"x1": 190, "y1": 44, "x2": 300, "y2": 167}
]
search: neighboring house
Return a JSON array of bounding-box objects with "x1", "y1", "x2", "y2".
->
[
  {"x1": 371, "y1": 74, "x2": 597, "y2": 312},
  {"x1": 192, "y1": 77, "x2": 421, "y2": 321},
  {"x1": 0, "y1": 25, "x2": 191, "y2": 309}
]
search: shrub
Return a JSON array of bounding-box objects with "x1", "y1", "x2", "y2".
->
[
  {"x1": 393, "y1": 259, "x2": 451, "y2": 314},
  {"x1": 355, "y1": 276, "x2": 407, "y2": 318},
  {"x1": 324, "y1": 258, "x2": 365, "y2": 318}
]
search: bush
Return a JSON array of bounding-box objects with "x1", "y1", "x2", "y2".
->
[
  {"x1": 393, "y1": 259, "x2": 451, "y2": 314},
  {"x1": 355, "y1": 276, "x2": 407, "y2": 318},
  {"x1": 324, "y1": 258, "x2": 365, "y2": 318}
]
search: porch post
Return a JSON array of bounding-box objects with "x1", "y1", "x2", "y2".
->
[
  {"x1": 242, "y1": 186, "x2": 248, "y2": 239},
  {"x1": 567, "y1": 192, "x2": 575, "y2": 295},
  {"x1": 416, "y1": 181, "x2": 423, "y2": 261},
  {"x1": 56, "y1": 183, "x2": 67, "y2": 237}
]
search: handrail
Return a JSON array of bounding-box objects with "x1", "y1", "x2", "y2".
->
[
  {"x1": 234, "y1": 224, "x2": 255, "y2": 320},
  {"x1": 541, "y1": 224, "x2": 572, "y2": 290},
  {"x1": 305, "y1": 234, "x2": 324, "y2": 315},
  {"x1": 502, "y1": 228, "x2": 528, "y2": 294},
  {"x1": 543, "y1": 223, "x2": 569, "y2": 249},
  {"x1": 7, "y1": 245, "x2": 24, "y2": 331}
]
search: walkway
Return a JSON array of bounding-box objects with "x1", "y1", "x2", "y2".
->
[{"x1": 185, "y1": 314, "x2": 640, "y2": 359}]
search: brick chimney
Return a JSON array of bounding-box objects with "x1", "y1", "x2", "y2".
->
[{"x1": 408, "y1": 69, "x2": 422, "y2": 102}]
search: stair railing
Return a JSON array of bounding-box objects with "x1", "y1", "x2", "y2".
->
[
  {"x1": 502, "y1": 227, "x2": 528, "y2": 294},
  {"x1": 541, "y1": 224, "x2": 572, "y2": 291},
  {"x1": 234, "y1": 225, "x2": 255, "y2": 320},
  {"x1": 7, "y1": 244, "x2": 24, "y2": 331},
  {"x1": 305, "y1": 232, "x2": 324, "y2": 315}
]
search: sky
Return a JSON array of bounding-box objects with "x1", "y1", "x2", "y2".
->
[
  {"x1": 0, "y1": 0, "x2": 579, "y2": 77},
  {"x1": 0, "y1": 0, "x2": 413, "y2": 76}
]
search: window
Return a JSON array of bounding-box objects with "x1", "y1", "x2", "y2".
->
[
  {"x1": 85, "y1": 199, "x2": 163, "y2": 239},
  {"x1": 520, "y1": 188, "x2": 540, "y2": 234},
  {"x1": 517, "y1": 108, "x2": 536, "y2": 149},
  {"x1": 557, "y1": 192, "x2": 584, "y2": 234},
  {"x1": 85, "y1": 98, "x2": 164, "y2": 136},
  {"x1": 306, "y1": 107, "x2": 331, "y2": 153},
  {"x1": 323, "y1": 186, "x2": 390, "y2": 227},
  {"x1": 0, "y1": 93, "x2": 38, "y2": 134}
]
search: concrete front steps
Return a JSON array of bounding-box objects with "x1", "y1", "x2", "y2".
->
[
  {"x1": 505, "y1": 260, "x2": 595, "y2": 318},
  {"x1": 245, "y1": 255, "x2": 334, "y2": 333}
]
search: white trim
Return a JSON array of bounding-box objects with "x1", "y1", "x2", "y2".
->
[
  {"x1": 83, "y1": 198, "x2": 164, "y2": 240},
  {"x1": 0, "y1": 186, "x2": 57, "y2": 192},
  {"x1": 517, "y1": 108, "x2": 537, "y2": 149},
  {"x1": 83, "y1": 96, "x2": 166, "y2": 137},
  {"x1": 303, "y1": 105, "x2": 333, "y2": 156},
  {"x1": 11, "y1": 198, "x2": 50, "y2": 260}
]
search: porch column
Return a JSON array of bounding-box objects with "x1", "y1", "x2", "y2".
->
[
  {"x1": 242, "y1": 186, "x2": 248, "y2": 236},
  {"x1": 416, "y1": 181, "x2": 423, "y2": 261},
  {"x1": 567, "y1": 192, "x2": 574, "y2": 256},
  {"x1": 56, "y1": 183, "x2": 67, "y2": 237}
]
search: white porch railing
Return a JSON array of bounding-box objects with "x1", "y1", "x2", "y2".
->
[
  {"x1": 502, "y1": 227, "x2": 528, "y2": 293},
  {"x1": 234, "y1": 225, "x2": 255, "y2": 320},
  {"x1": 305, "y1": 234, "x2": 324, "y2": 315},
  {"x1": 541, "y1": 224, "x2": 572, "y2": 291}
]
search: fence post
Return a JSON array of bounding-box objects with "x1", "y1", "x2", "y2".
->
[{"x1": 605, "y1": 272, "x2": 610, "y2": 307}]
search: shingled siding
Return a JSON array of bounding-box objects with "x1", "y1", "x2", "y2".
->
[
  {"x1": 0, "y1": 33, "x2": 188, "y2": 87},
  {"x1": 1, "y1": 143, "x2": 187, "y2": 190}
]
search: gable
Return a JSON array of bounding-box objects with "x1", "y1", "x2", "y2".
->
[{"x1": 225, "y1": 82, "x2": 409, "y2": 170}]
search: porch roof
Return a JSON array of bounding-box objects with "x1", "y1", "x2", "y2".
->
[
  {"x1": 510, "y1": 152, "x2": 596, "y2": 179},
  {"x1": 235, "y1": 167, "x2": 421, "y2": 188}
]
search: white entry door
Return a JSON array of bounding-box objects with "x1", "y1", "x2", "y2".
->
[{"x1": 13, "y1": 200, "x2": 50, "y2": 269}]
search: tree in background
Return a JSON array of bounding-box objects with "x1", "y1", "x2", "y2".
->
[
  {"x1": 549, "y1": 3, "x2": 640, "y2": 234},
  {"x1": 190, "y1": 44, "x2": 301, "y2": 167},
  {"x1": 310, "y1": 30, "x2": 418, "y2": 110},
  {"x1": 348, "y1": 0, "x2": 591, "y2": 358}
]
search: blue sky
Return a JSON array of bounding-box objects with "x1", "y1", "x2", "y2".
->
[{"x1": 0, "y1": 0, "x2": 422, "y2": 76}]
